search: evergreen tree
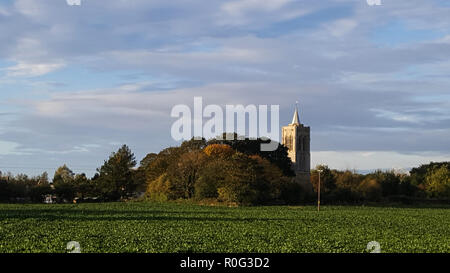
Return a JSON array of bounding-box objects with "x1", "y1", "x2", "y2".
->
[{"x1": 96, "y1": 145, "x2": 137, "y2": 200}]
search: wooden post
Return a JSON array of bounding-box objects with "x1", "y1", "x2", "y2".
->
[{"x1": 318, "y1": 170, "x2": 322, "y2": 212}]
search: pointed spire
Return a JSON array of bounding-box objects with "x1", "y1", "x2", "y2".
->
[{"x1": 291, "y1": 101, "x2": 300, "y2": 125}]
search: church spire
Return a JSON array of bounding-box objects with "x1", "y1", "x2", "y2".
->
[{"x1": 291, "y1": 102, "x2": 300, "y2": 125}]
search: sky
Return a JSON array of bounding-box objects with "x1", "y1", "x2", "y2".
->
[{"x1": 0, "y1": 0, "x2": 450, "y2": 177}]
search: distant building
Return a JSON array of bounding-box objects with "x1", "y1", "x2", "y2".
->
[{"x1": 281, "y1": 105, "x2": 312, "y2": 192}]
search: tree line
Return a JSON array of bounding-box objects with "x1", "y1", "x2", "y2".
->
[
  {"x1": 0, "y1": 136, "x2": 301, "y2": 205},
  {"x1": 1, "y1": 136, "x2": 449, "y2": 205},
  {"x1": 0, "y1": 145, "x2": 145, "y2": 203},
  {"x1": 311, "y1": 162, "x2": 450, "y2": 204}
]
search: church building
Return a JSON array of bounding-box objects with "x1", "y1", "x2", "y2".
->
[{"x1": 281, "y1": 105, "x2": 312, "y2": 191}]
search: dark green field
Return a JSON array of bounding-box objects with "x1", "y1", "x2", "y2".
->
[{"x1": 0, "y1": 202, "x2": 449, "y2": 253}]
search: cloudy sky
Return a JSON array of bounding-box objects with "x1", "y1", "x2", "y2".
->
[{"x1": 1, "y1": 0, "x2": 450, "y2": 176}]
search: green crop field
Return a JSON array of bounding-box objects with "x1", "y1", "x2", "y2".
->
[{"x1": 0, "y1": 202, "x2": 449, "y2": 253}]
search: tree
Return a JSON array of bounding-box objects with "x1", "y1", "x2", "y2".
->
[
  {"x1": 144, "y1": 147, "x2": 183, "y2": 183},
  {"x1": 249, "y1": 155, "x2": 288, "y2": 203},
  {"x1": 425, "y1": 165, "x2": 450, "y2": 198},
  {"x1": 145, "y1": 138, "x2": 305, "y2": 205},
  {"x1": 74, "y1": 173, "x2": 91, "y2": 199},
  {"x1": 146, "y1": 174, "x2": 172, "y2": 201},
  {"x1": 334, "y1": 170, "x2": 362, "y2": 191},
  {"x1": 53, "y1": 165, "x2": 75, "y2": 183},
  {"x1": 37, "y1": 172, "x2": 49, "y2": 186},
  {"x1": 195, "y1": 156, "x2": 231, "y2": 200},
  {"x1": 0, "y1": 174, "x2": 11, "y2": 202},
  {"x1": 167, "y1": 150, "x2": 206, "y2": 199},
  {"x1": 53, "y1": 165, "x2": 76, "y2": 202},
  {"x1": 27, "y1": 172, "x2": 52, "y2": 203},
  {"x1": 204, "y1": 144, "x2": 234, "y2": 158},
  {"x1": 357, "y1": 177, "x2": 382, "y2": 201},
  {"x1": 207, "y1": 134, "x2": 295, "y2": 177},
  {"x1": 132, "y1": 168, "x2": 147, "y2": 193},
  {"x1": 217, "y1": 152, "x2": 259, "y2": 205},
  {"x1": 398, "y1": 176, "x2": 419, "y2": 197},
  {"x1": 139, "y1": 153, "x2": 158, "y2": 170},
  {"x1": 29, "y1": 183, "x2": 52, "y2": 203},
  {"x1": 370, "y1": 170, "x2": 401, "y2": 197},
  {"x1": 96, "y1": 145, "x2": 137, "y2": 200},
  {"x1": 409, "y1": 162, "x2": 449, "y2": 189},
  {"x1": 311, "y1": 165, "x2": 336, "y2": 194},
  {"x1": 180, "y1": 137, "x2": 207, "y2": 152}
]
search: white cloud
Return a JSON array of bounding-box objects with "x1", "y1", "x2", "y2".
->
[
  {"x1": 22, "y1": 145, "x2": 93, "y2": 155},
  {"x1": 371, "y1": 108, "x2": 450, "y2": 124},
  {"x1": 218, "y1": 0, "x2": 300, "y2": 26},
  {"x1": 5, "y1": 61, "x2": 65, "y2": 77},
  {"x1": 66, "y1": 0, "x2": 82, "y2": 6},
  {"x1": 0, "y1": 140, "x2": 23, "y2": 155}
]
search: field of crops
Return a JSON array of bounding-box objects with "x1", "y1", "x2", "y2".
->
[{"x1": 0, "y1": 202, "x2": 449, "y2": 253}]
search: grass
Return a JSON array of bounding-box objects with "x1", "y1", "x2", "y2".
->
[{"x1": 0, "y1": 202, "x2": 449, "y2": 253}]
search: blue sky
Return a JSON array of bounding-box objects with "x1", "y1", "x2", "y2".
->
[{"x1": 1, "y1": 0, "x2": 450, "y2": 176}]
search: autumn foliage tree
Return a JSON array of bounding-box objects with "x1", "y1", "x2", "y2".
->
[
  {"x1": 144, "y1": 140, "x2": 304, "y2": 205},
  {"x1": 204, "y1": 144, "x2": 235, "y2": 158},
  {"x1": 425, "y1": 165, "x2": 450, "y2": 198}
]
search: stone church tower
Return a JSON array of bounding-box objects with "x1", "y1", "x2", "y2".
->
[{"x1": 281, "y1": 105, "x2": 312, "y2": 192}]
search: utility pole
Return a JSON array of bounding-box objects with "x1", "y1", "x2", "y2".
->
[{"x1": 317, "y1": 169, "x2": 323, "y2": 212}]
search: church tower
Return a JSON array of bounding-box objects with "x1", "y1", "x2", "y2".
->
[{"x1": 282, "y1": 104, "x2": 312, "y2": 190}]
